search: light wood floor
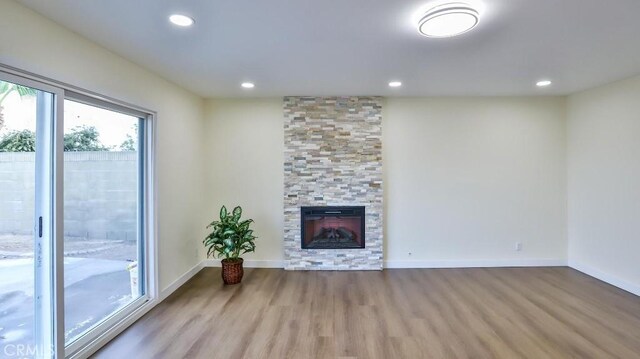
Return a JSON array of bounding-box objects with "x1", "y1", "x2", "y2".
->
[{"x1": 94, "y1": 267, "x2": 640, "y2": 359}]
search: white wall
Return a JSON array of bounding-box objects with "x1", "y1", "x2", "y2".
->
[
  {"x1": 202, "y1": 97, "x2": 568, "y2": 267},
  {"x1": 3, "y1": 0, "x2": 636, "y2": 298},
  {"x1": 0, "y1": 0, "x2": 207, "y2": 291},
  {"x1": 203, "y1": 99, "x2": 284, "y2": 264},
  {"x1": 567, "y1": 75, "x2": 640, "y2": 295},
  {"x1": 384, "y1": 97, "x2": 567, "y2": 266}
]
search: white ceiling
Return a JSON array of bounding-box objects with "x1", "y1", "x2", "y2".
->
[{"x1": 18, "y1": 0, "x2": 640, "y2": 97}]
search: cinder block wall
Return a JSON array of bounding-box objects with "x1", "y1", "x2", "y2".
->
[{"x1": 0, "y1": 151, "x2": 137, "y2": 241}]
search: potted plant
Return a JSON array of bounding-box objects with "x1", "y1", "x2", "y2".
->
[{"x1": 204, "y1": 205, "x2": 257, "y2": 284}]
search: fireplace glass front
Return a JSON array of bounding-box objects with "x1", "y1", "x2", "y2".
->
[{"x1": 301, "y1": 206, "x2": 365, "y2": 249}]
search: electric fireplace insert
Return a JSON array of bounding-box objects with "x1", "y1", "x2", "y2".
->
[{"x1": 301, "y1": 206, "x2": 365, "y2": 249}]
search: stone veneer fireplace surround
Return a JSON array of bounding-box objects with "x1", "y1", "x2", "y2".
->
[{"x1": 283, "y1": 96, "x2": 383, "y2": 270}]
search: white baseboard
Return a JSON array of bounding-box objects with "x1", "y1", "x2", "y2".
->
[
  {"x1": 160, "y1": 261, "x2": 205, "y2": 300},
  {"x1": 201, "y1": 258, "x2": 567, "y2": 269},
  {"x1": 384, "y1": 258, "x2": 567, "y2": 269},
  {"x1": 202, "y1": 258, "x2": 285, "y2": 268},
  {"x1": 569, "y1": 260, "x2": 640, "y2": 297},
  {"x1": 200, "y1": 258, "x2": 568, "y2": 269}
]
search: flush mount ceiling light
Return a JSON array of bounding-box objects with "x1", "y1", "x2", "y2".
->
[
  {"x1": 389, "y1": 81, "x2": 402, "y2": 88},
  {"x1": 241, "y1": 82, "x2": 255, "y2": 89},
  {"x1": 169, "y1": 14, "x2": 194, "y2": 27},
  {"x1": 536, "y1": 80, "x2": 552, "y2": 87},
  {"x1": 418, "y1": 3, "x2": 480, "y2": 38}
]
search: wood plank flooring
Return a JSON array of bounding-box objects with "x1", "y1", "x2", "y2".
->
[{"x1": 93, "y1": 267, "x2": 640, "y2": 359}]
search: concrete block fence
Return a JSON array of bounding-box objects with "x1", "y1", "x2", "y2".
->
[{"x1": 0, "y1": 151, "x2": 137, "y2": 242}]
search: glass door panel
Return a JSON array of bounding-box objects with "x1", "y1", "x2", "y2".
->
[
  {"x1": 0, "y1": 79, "x2": 38, "y2": 354},
  {"x1": 0, "y1": 78, "x2": 57, "y2": 358},
  {"x1": 62, "y1": 99, "x2": 143, "y2": 345}
]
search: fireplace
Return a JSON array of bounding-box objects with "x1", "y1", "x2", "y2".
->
[{"x1": 301, "y1": 206, "x2": 365, "y2": 249}]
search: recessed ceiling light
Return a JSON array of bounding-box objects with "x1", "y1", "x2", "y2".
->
[
  {"x1": 536, "y1": 80, "x2": 552, "y2": 87},
  {"x1": 418, "y1": 3, "x2": 480, "y2": 38},
  {"x1": 241, "y1": 82, "x2": 255, "y2": 89},
  {"x1": 169, "y1": 14, "x2": 194, "y2": 27},
  {"x1": 389, "y1": 81, "x2": 402, "y2": 88}
]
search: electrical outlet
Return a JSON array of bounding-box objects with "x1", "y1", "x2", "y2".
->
[{"x1": 515, "y1": 242, "x2": 523, "y2": 251}]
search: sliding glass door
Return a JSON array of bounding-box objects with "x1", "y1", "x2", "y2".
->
[
  {"x1": 0, "y1": 75, "x2": 61, "y2": 358},
  {"x1": 0, "y1": 69, "x2": 153, "y2": 358},
  {"x1": 62, "y1": 99, "x2": 146, "y2": 350}
]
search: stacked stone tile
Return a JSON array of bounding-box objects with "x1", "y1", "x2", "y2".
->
[{"x1": 283, "y1": 96, "x2": 383, "y2": 270}]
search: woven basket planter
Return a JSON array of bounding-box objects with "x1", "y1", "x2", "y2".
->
[{"x1": 221, "y1": 258, "x2": 244, "y2": 285}]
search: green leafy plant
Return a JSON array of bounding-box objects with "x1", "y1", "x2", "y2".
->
[
  {"x1": 0, "y1": 130, "x2": 36, "y2": 152},
  {"x1": 204, "y1": 206, "x2": 257, "y2": 262},
  {"x1": 0, "y1": 126, "x2": 113, "y2": 153},
  {"x1": 63, "y1": 125, "x2": 110, "y2": 152},
  {"x1": 118, "y1": 124, "x2": 138, "y2": 151}
]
